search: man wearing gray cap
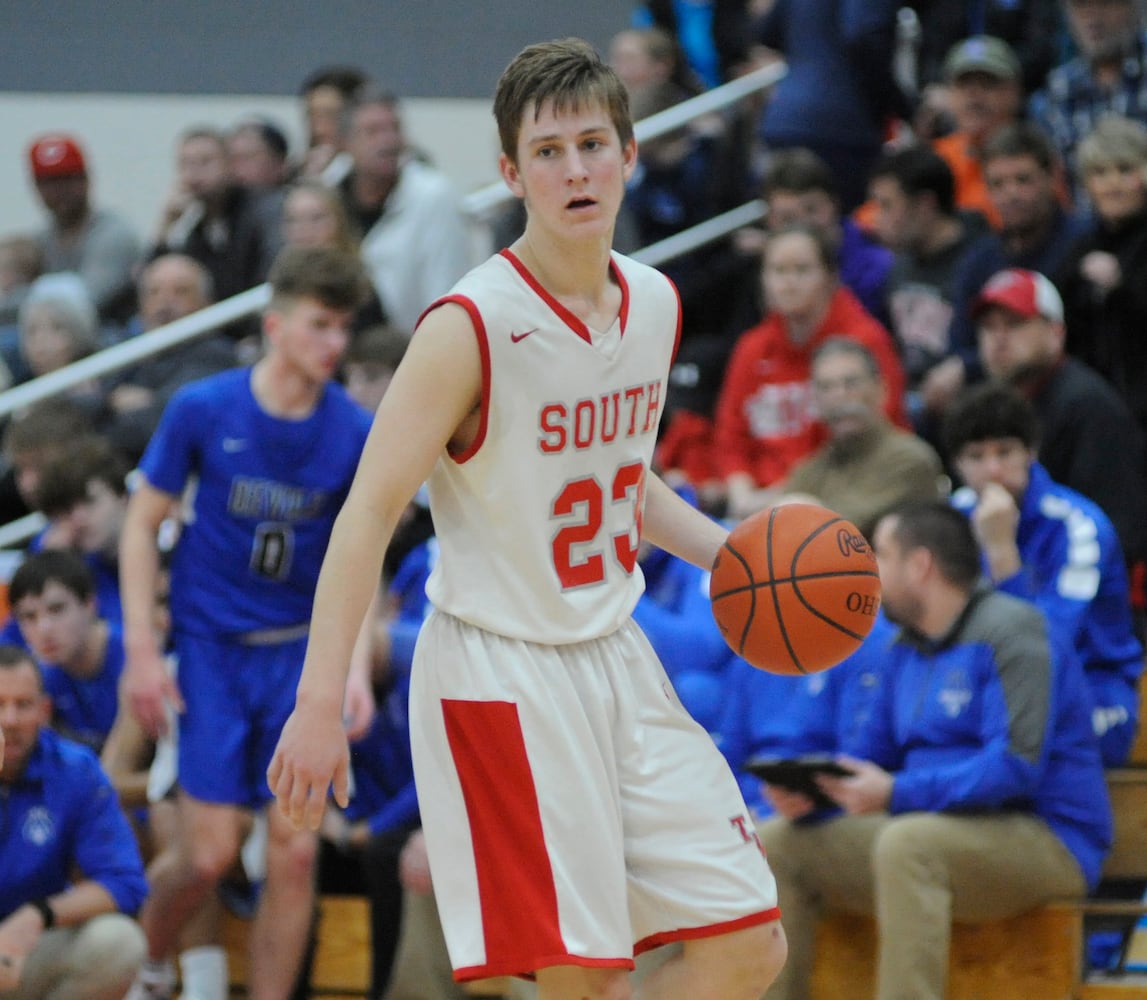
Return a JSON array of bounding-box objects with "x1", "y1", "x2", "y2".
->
[{"x1": 933, "y1": 36, "x2": 1025, "y2": 228}]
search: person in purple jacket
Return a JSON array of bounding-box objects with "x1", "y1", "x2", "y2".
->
[
  {"x1": 0, "y1": 645, "x2": 148, "y2": 998},
  {"x1": 759, "y1": 500, "x2": 1112, "y2": 1000}
]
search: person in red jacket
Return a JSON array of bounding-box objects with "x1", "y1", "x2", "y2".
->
[{"x1": 715, "y1": 224, "x2": 907, "y2": 520}]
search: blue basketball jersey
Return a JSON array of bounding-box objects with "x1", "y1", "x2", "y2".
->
[
  {"x1": 42, "y1": 624, "x2": 125, "y2": 753},
  {"x1": 139, "y1": 369, "x2": 372, "y2": 636}
]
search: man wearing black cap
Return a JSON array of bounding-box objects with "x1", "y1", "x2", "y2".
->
[{"x1": 26, "y1": 132, "x2": 141, "y2": 325}]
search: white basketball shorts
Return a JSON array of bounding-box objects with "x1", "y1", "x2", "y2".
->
[{"x1": 409, "y1": 610, "x2": 780, "y2": 982}]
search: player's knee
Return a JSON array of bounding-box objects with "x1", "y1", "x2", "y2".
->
[
  {"x1": 535, "y1": 964, "x2": 632, "y2": 1000},
  {"x1": 187, "y1": 835, "x2": 242, "y2": 885},
  {"x1": 268, "y1": 827, "x2": 318, "y2": 883},
  {"x1": 680, "y1": 921, "x2": 786, "y2": 999},
  {"x1": 730, "y1": 920, "x2": 787, "y2": 997}
]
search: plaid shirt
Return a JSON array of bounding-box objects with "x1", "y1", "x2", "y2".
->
[{"x1": 1029, "y1": 30, "x2": 1147, "y2": 183}]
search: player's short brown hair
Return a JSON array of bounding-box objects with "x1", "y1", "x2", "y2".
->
[
  {"x1": 267, "y1": 246, "x2": 368, "y2": 313},
  {"x1": 494, "y1": 37, "x2": 633, "y2": 163}
]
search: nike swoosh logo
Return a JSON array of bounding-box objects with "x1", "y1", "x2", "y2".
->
[{"x1": 511, "y1": 328, "x2": 539, "y2": 343}]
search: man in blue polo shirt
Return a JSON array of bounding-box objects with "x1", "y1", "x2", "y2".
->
[{"x1": 0, "y1": 644, "x2": 147, "y2": 999}]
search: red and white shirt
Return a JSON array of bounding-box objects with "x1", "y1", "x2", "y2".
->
[{"x1": 422, "y1": 249, "x2": 681, "y2": 644}]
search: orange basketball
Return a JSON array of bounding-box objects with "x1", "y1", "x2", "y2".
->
[{"x1": 709, "y1": 503, "x2": 882, "y2": 675}]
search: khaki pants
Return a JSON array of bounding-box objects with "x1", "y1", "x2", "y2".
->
[
  {"x1": 760, "y1": 811, "x2": 1086, "y2": 1000},
  {"x1": 0, "y1": 913, "x2": 146, "y2": 1000}
]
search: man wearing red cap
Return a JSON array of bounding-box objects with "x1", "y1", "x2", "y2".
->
[
  {"x1": 27, "y1": 132, "x2": 141, "y2": 325},
  {"x1": 974, "y1": 266, "x2": 1147, "y2": 580}
]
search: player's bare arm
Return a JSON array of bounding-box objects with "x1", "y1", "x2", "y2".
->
[
  {"x1": 269, "y1": 301, "x2": 483, "y2": 830},
  {"x1": 119, "y1": 479, "x2": 183, "y2": 737},
  {"x1": 643, "y1": 472, "x2": 729, "y2": 572}
]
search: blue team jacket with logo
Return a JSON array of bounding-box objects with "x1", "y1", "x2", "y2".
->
[
  {"x1": 0, "y1": 729, "x2": 148, "y2": 920},
  {"x1": 855, "y1": 585, "x2": 1113, "y2": 890}
]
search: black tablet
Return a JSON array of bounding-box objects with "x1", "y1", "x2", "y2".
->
[{"x1": 743, "y1": 755, "x2": 855, "y2": 810}]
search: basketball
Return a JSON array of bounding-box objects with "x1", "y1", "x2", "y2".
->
[{"x1": 709, "y1": 503, "x2": 882, "y2": 675}]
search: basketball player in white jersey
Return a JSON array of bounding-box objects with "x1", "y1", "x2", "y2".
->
[{"x1": 269, "y1": 38, "x2": 786, "y2": 1000}]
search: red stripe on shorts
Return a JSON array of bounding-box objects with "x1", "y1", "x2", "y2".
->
[{"x1": 443, "y1": 699, "x2": 564, "y2": 967}]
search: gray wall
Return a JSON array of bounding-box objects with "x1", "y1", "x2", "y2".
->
[{"x1": 0, "y1": 1, "x2": 633, "y2": 97}]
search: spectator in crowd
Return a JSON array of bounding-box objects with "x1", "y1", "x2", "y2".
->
[
  {"x1": 760, "y1": 500, "x2": 1112, "y2": 1000},
  {"x1": 120, "y1": 247, "x2": 376, "y2": 1000},
  {"x1": 342, "y1": 324, "x2": 407, "y2": 414},
  {"x1": 9, "y1": 550, "x2": 124, "y2": 755},
  {"x1": 103, "y1": 253, "x2": 235, "y2": 463},
  {"x1": 945, "y1": 382, "x2": 1144, "y2": 765},
  {"x1": 1030, "y1": 0, "x2": 1147, "y2": 195},
  {"x1": 910, "y1": 0, "x2": 1062, "y2": 96},
  {"x1": 152, "y1": 127, "x2": 279, "y2": 308},
  {"x1": 0, "y1": 644, "x2": 148, "y2": 999},
  {"x1": 297, "y1": 65, "x2": 370, "y2": 183},
  {"x1": 932, "y1": 36, "x2": 1026, "y2": 228},
  {"x1": 337, "y1": 86, "x2": 470, "y2": 336},
  {"x1": 777, "y1": 338, "x2": 944, "y2": 539},
  {"x1": 226, "y1": 118, "x2": 291, "y2": 192},
  {"x1": 34, "y1": 437, "x2": 131, "y2": 626},
  {"x1": 947, "y1": 123, "x2": 1088, "y2": 384},
  {"x1": 0, "y1": 400, "x2": 92, "y2": 523},
  {"x1": 281, "y1": 181, "x2": 388, "y2": 334},
  {"x1": 868, "y1": 145, "x2": 990, "y2": 439},
  {"x1": 753, "y1": 0, "x2": 908, "y2": 211},
  {"x1": 1057, "y1": 114, "x2": 1147, "y2": 434},
  {"x1": 0, "y1": 235, "x2": 44, "y2": 328},
  {"x1": 632, "y1": 0, "x2": 731, "y2": 89},
  {"x1": 714, "y1": 224, "x2": 907, "y2": 520},
  {"x1": 758, "y1": 148, "x2": 893, "y2": 327},
  {"x1": 25, "y1": 132, "x2": 141, "y2": 325},
  {"x1": 973, "y1": 266, "x2": 1147, "y2": 579},
  {"x1": 608, "y1": 25, "x2": 702, "y2": 97},
  {"x1": 717, "y1": 612, "x2": 893, "y2": 823},
  {"x1": 15, "y1": 274, "x2": 102, "y2": 413}
]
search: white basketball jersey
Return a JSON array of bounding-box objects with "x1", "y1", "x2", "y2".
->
[{"x1": 423, "y1": 249, "x2": 681, "y2": 644}]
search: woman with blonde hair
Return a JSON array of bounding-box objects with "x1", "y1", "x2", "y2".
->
[
  {"x1": 1058, "y1": 114, "x2": 1147, "y2": 433},
  {"x1": 280, "y1": 180, "x2": 388, "y2": 334}
]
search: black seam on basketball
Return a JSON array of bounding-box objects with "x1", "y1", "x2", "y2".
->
[
  {"x1": 789, "y1": 576, "x2": 871, "y2": 642},
  {"x1": 788, "y1": 516, "x2": 875, "y2": 643},
  {"x1": 788, "y1": 516, "x2": 845, "y2": 578},
  {"x1": 720, "y1": 540, "x2": 761, "y2": 655},
  {"x1": 767, "y1": 507, "x2": 804, "y2": 673}
]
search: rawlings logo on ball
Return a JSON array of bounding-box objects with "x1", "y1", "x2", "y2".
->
[{"x1": 836, "y1": 529, "x2": 869, "y2": 557}]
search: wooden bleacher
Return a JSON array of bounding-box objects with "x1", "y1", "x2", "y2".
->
[{"x1": 212, "y1": 689, "x2": 1147, "y2": 999}]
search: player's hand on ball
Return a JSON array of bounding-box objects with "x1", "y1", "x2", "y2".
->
[
  {"x1": 815, "y1": 756, "x2": 892, "y2": 815},
  {"x1": 267, "y1": 704, "x2": 350, "y2": 831}
]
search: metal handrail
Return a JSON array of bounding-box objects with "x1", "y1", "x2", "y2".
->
[
  {"x1": 0, "y1": 63, "x2": 785, "y2": 546},
  {"x1": 0, "y1": 284, "x2": 271, "y2": 422},
  {"x1": 462, "y1": 61, "x2": 786, "y2": 219}
]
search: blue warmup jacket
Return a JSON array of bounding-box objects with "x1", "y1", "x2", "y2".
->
[
  {"x1": 953, "y1": 463, "x2": 1144, "y2": 762},
  {"x1": 714, "y1": 612, "x2": 894, "y2": 819},
  {"x1": 854, "y1": 585, "x2": 1113, "y2": 891},
  {"x1": 0, "y1": 729, "x2": 148, "y2": 920}
]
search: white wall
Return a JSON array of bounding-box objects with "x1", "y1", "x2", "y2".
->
[{"x1": 0, "y1": 92, "x2": 505, "y2": 241}]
